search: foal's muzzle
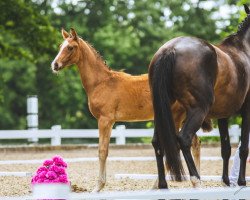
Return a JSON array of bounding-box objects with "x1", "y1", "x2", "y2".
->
[{"x1": 53, "y1": 62, "x2": 59, "y2": 71}]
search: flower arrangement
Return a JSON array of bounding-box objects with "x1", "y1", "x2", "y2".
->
[{"x1": 31, "y1": 155, "x2": 69, "y2": 184}]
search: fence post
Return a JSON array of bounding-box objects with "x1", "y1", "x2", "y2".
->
[
  {"x1": 115, "y1": 125, "x2": 126, "y2": 145},
  {"x1": 230, "y1": 124, "x2": 240, "y2": 144},
  {"x1": 51, "y1": 125, "x2": 62, "y2": 146},
  {"x1": 27, "y1": 95, "x2": 39, "y2": 143}
]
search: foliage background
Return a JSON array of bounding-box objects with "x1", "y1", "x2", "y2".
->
[{"x1": 0, "y1": 0, "x2": 246, "y2": 130}]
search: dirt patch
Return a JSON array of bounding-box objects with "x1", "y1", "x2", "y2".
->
[{"x1": 0, "y1": 146, "x2": 249, "y2": 196}]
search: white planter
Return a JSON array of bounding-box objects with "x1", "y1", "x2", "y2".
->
[{"x1": 32, "y1": 183, "x2": 70, "y2": 199}]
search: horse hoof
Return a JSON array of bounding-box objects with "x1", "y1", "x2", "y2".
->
[
  {"x1": 158, "y1": 181, "x2": 168, "y2": 189},
  {"x1": 191, "y1": 176, "x2": 201, "y2": 188},
  {"x1": 151, "y1": 183, "x2": 158, "y2": 190},
  {"x1": 222, "y1": 177, "x2": 230, "y2": 186},
  {"x1": 238, "y1": 180, "x2": 246, "y2": 186},
  {"x1": 92, "y1": 182, "x2": 105, "y2": 193},
  {"x1": 91, "y1": 188, "x2": 100, "y2": 193}
]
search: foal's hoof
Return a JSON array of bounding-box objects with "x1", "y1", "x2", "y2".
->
[
  {"x1": 92, "y1": 182, "x2": 105, "y2": 193},
  {"x1": 190, "y1": 176, "x2": 201, "y2": 188},
  {"x1": 151, "y1": 179, "x2": 158, "y2": 190},
  {"x1": 91, "y1": 187, "x2": 101, "y2": 193}
]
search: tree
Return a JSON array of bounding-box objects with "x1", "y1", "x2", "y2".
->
[
  {"x1": 0, "y1": 0, "x2": 58, "y2": 129},
  {"x1": 1, "y1": 0, "x2": 239, "y2": 130}
]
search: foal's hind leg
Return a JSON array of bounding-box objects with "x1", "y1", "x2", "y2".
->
[
  {"x1": 218, "y1": 118, "x2": 231, "y2": 186},
  {"x1": 191, "y1": 134, "x2": 201, "y2": 174},
  {"x1": 238, "y1": 97, "x2": 250, "y2": 186},
  {"x1": 178, "y1": 107, "x2": 209, "y2": 187},
  {"x1": 152, "y1": 130, "x2": 168, "y2": 189},
  {"x1": 92, "y1": 117, "x2": 114, "y2": 192}
]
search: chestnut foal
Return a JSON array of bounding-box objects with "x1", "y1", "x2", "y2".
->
[{"x1": 51, "y1": 28, "x2": 209, "y2": 192}]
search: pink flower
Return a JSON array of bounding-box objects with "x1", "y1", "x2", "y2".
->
[
  {"x1": 52, "y1": 156, "x2": 67, "y2": 168},
  {"x1": 43, "y1": 159, "x2": 53, "y2": 167},
  {"x1": 51, "y1": 178, "x2": 60, "y2": 183},
  {"x1": 36, "y1": 178, "x2": 46, "y2": 183},
  {"x1": 58, "y1": 175, "x2": 68, "y2": 183},
  {"x1": 38, "y1": 171, "x2": 47, "y2": 179},
  {"x1": 49, "y1": 164, "x2": 65, "y2": 175},
  {"x1": 36, "y1": 166, "x2": 48, "y2": 174},
  {"x1": 31, "y1": 155, "x2": 69, "y2": 184},
  {"x1": 31, "y1": 175, "x2": 39, "y2": 184},
  {"x1": 43, "y1": 179, "x2": 52, "y2": 183},
  {"x1": 46, "y1": 171, "x2": 58, "y2": 180}
]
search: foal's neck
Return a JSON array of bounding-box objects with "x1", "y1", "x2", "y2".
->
[{"x1": 76, "y1": 40, "x2": 111, "y2": 94}]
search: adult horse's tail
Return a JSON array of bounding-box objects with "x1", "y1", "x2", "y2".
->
[{"x1": 149, "y1": 49, "x2": 185, "y2": 181}]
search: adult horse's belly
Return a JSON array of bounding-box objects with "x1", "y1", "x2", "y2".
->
[
  {"x1": 208, "y1": 46, "x2": 249, "y2": 119},
  {"x1": 208, "y1": 95, "x2": 244, "y2": 119},
  {"x1": 208, "y1": 77, "x2": 248, "y2": 118}
]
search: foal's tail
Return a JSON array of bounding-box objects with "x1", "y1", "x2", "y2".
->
[{"x1": 149, "y1": 49, "x2": 185, "y2": 181}]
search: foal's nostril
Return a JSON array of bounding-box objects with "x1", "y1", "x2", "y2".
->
[{"x1": 54, "y1": 62, "x2": 59, "y2": 70}]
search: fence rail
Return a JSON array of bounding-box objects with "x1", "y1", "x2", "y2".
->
[
  {"x1": 0, "y1": 124, "x2": 241, "y2": 146},
  {"x1": 31, "y1": 186, "x2": 250, "y2": 200}
]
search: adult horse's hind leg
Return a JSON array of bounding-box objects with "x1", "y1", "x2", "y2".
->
[
  {"x1": 218, "y1": 118, "x2": 231, "y2": 186},
  {"x1": 178, "y1": 106, "x2": 210, "y2": 187},
  {"x1": 92, "y1": 117, "x2": 114, "y2": 192},
  {"x1": 172, "y1": 101, "x2": 202, "y2": 174},
  {"x1": 152, "y1": 130, "x2": 168, "y2": 189},
  {"x1": 238, "y1": 95, "x2": 250, "y2": 186}
]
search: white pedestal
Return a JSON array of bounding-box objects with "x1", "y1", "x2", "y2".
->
[{"x1": 32, "y1": 183, "x2": 70, "y2": 199}]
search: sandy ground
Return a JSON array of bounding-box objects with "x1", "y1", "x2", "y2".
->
[{"x1": 0, "y1": 145, "x2": 249, "y2": 196}]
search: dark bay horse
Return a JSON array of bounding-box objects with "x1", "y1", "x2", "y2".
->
[
  {"x1": 50, "y1": 28, "x2": 211, "y2": 191},
  {"x1": 149, "y1": 4, "x2": 250, "y2": 188}
]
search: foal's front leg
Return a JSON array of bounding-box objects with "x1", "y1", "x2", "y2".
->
[{"x1": 92, "y1": 117, "x2": 114, "y2": 192}]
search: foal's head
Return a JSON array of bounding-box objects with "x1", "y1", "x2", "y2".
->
[{"x1": 51, "y1": 28, "x2": 82, "y2": 73}]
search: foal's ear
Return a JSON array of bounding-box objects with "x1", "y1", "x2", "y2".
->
[
  {"x1": 70, "y1": 28, "x2": 78, "y2": 41},
  {"x1": 244, "y1": 4, "x2": 250, "y2": 15},
  {"x1": 61, "y1": 28, "x2": 70, "y2": 39}
]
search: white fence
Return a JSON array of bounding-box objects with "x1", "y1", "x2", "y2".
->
[
  {"x1": 18, "y1": 186, "x2": 250, "y2": 199},
  {"x1": 69, "y1": 187, "x2": 250, "y2": 199},
  {"x1": 0, "y1": 124, "x2": 241, "y2": 146}
]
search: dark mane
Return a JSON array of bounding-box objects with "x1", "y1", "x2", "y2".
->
[
  {"x1": 221, "y1": 14, "x2": 250, "y2": 46},
  {"x1": 80, "y1": 38, "x2": 110, "y2": 70},
  {"x1": 237, "y1": 14, "x2": 250, "y2": 36}
]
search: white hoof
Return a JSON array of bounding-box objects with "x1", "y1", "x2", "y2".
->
[
  {"x1": 92, "y1": 181, "x2": 105, "y2": 193},
  {"x1": 91, "y1": 187, "x2": 100, "y2": 193},
  {"x1": 190, "y1": 176, "x2": 201, "y2": 188},
  {"x1": 151, "y1": 179, "x2": 158, "y2": 190}
]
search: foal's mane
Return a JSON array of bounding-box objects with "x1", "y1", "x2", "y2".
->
[
  {"x1": 221, "y1": 14, "x2": 250, "y2": 45},
  {"x1": 79, "y1": 37, "x2": 111, "y2": 70}
]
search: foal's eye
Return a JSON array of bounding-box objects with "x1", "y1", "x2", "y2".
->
[{"x1": 67, "y1": 46, "x2": 73, "y2": 51}]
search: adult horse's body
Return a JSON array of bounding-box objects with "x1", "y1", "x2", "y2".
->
[
  {"x1": 149, "y1": 5, "x2": 250, "y2": 188},
  {"x1": 50, "y1": 29, "x2": 209, "y2": 191}
]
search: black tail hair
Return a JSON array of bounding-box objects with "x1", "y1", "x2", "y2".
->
[{"x1": 150, "y1": 49, "x2": 185, "y2": 181}]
